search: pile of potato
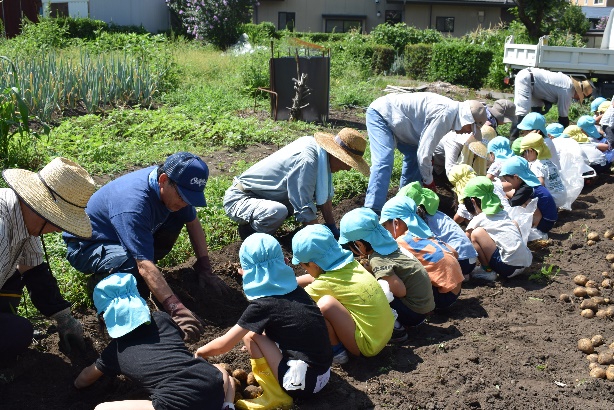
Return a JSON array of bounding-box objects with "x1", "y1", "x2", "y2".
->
[
  {"x1": 218, "y1": 363, "x2": 262, "y2": 402},
  {"x1": 587, "y1": 230, "x2": 614, "y2": 246},
  {"x1": 577, "y1": 335, "x2": 614, "y2": 380}
]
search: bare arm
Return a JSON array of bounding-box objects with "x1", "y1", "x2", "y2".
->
[
  {"x1": 381, "y1": 274, "x2": 407, "y2": 298},
  {"x1": 186, "y1": 218, "x2": 209, "y2": 258},
  {"x1": 194, "y1": 324, "x2": 248, "y2": 358},
  {"x1": 319, "y1": 200, "x2": 335, "y2": 225},
  {"x1": 297, "y1": 274, "x2": 315, "y2": 288},
  {"x1": 136, "y1": 260, "x2": 173, "y2": 303},
  {"x1": 74, "y1": 363, "x2": 104, "y2": 389}
]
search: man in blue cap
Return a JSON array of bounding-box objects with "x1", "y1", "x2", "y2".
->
[{"x1": 64, "y1": 152, "x2": 228, "y2": 342}]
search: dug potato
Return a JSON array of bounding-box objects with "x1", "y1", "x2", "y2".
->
[
  {"x1": 607, "y1": 253, "x2": 614, "y2": 262},
  {"x1": 587, "y1": 354, "x2": 599, "y2": 363},
  {"x1": 586, "y1": 280, "x2": 598, "y2": 288},
  {"x1": 587, "y1": 240, "x2": 596, "y2": 246},
  {"x1": 581, "y1": 309, "x2": 595, "y2": 318},
  {"x1": 603, "y1": 279, "x2": 612, "y2": 288},
  {"x1": 592, "y1": 335, "x2": 605, "y2": 347},
  {"x1": 578, "y1": 338, "x2": 595, "y2": 354},
  {"x1": 219, "y1": 363, "x2": 233, "y2": 375},
  {"x1": 592, "y1": 296, "x2": 606, "y2": 305},
  {"x1": 580, "y1": 299, "x2": 598, "y2": 311},
  {"x1": 232, "y1": 377, "x2": 243, "y2": 389},
  {"x1": 247, "y1": 372, "x2": 258, "y2": 386},
  {"x1": 233, "y1": 369, "x2": 248, "y2": 386},
  {"x1": 590, "y1": 367, "x2": 607, "y2": 379},
  {"x1": 574, "y1": 275, "x2": 589, "y2": 286},
  {"x1": 560, "y1": 294, "x2": 571, "y2": 302},
  {"x1": 607, "y1": 307, "x2": 614, "y2": 318},
  {"x1": 243, "y1": 385, "x2": 263, "y2": 399},
  {"x1": 596, "y1": 309, "x2": 609, "y2": 319},
  {"x1": 574, "y1": 287, "x2": 588, "y2": 298},
  {"x1": 598, "y1": 350, "x2": 614, "y2": 365},
  {"x1": 607, "y1": 366, "x2": 614, "y2": 381},
  {"x1": 604, "y1": 230, "x2": 614, "y2": 239},
  {"x1": 586, "y1": 287, "x2": 601, "y2": 297},
  {"x1": 588, "y1": 232, "x2": 600, "y2": 241},
  {"x1": 589, "y1": 362, "x2": 601, "y2": 370}
]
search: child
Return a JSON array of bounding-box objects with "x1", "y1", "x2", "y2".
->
[
  {"x1": 195, "y1": 233, "x2": 332, "y2": 409},
  {"x1": 380, "y1": 196, "x2": 466, "y2": 306},
  {"x1": 398, "y1": 182, "x2": 478, "y2": 277},
  {"x1": 517, "y1": 112, "x2": 561, "y2": 169},
  {"x1": 75, "y1": 273, "x2": 235, "y2": 410},
  {"x1": 338, "y1": 207, "x2": 435, "y2": 333},
  {"x1": 520, "y1": 132, "x2": 566, "y2": 208},
  {"x1": 577, "y1": 115, "x2": 614, "y2": 166},
  {"x1": 463, "y1": 177, "x2": 532, "y2": 279},
  {"x1": 546, "y1": 123, "x2": 564, "y2": 139},
  {"x1": 292, "y1": 225, "x2": 394, "y2": 365},
  {"x1": 564, "y1": 124, "x2": 609, "y2": 174},
  {"x1": 499, "y1": 156, "x2": 558, "y2": 238},
  {"x1": 600, "y1": 98, "x2": 614, "y2": 146},
  {"x1": 486, "y1": 136, "x2": 513, "y2": 180},
  {"x1": 591, "y1": 97, "x2": 607, "y2": 120}
]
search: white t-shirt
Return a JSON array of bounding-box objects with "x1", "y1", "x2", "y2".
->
[
  {"x1": 466, "y1": 210, "x2": 532, "y2": 268},
  {"x1": 456, "y1": 179, "x2": 510, "y2": 221},
  {"x1": 528, "y1": 159, "x2": 566, "y2": 207}
]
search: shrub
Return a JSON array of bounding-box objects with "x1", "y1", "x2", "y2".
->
[
  {"x1": 461, "y1": 25, "x2": 510, "y2": 90},
  {"x1": 428, "y1": 41, "x2": 493, "y2": 89},
  {"x1": 241, "y1": 22, "x2": 278, "y2": 45},
  {"x1": 12, "y1": 17, "x2": 69, "y2": 52},
  {"x1": 371, "y1": 45, "x2": 395, "y2": 74},
  {"x1": 239, "y1": 49, "x2": 270, "y2": 97},
  {"x1": 405, "y1": 43, "x2": 432, "y2": 80},
  {"x1": 371, "y1": 23, "x2": 442, "y2": 52},
  {"x1": 56, "y1": 17, "x2": 108, "y2": 39}
]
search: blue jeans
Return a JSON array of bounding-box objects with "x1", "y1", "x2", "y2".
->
[{"x1": 365, "y1": 108, "x2": 421, "y2": 213}]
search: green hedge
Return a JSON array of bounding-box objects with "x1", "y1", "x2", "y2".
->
[
  {"x1": 371, "y1": 45, "x2": 395, "y2": 74},
  {"x1": 56, "y1": 17, "x2": 107, "y2": 39},
  {"x1": 405, "y1": 43, "x2": 432, "y2": 80},
  {"x1": 371, "y1": 23, "x2": 443, "y2": 53},
  {"x1": 428, "y1": 42, "x2": 493, "y2": 89},
  {"x1": 241, "y1": 22, "x2": 279, "y2": 45}
]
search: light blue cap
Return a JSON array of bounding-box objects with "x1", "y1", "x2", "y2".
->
[
  {"x1": 292, "y1": 225, "x2": 355, "y2": 271},
  {"x1": 500, "y1": 156, "x2": 541, "y2": 187},
  {"x1": 240, "y1": 233, "x2": 298, "y2": 301},
  {"x1": 379, "y1": 196, "x2": 433, "y2": 239},
  {"x1": 591, "y1": 97, "x2": 607, "y2": 112},
  {"x1": 577, "y1": 115, "x2": 601, "y2": 139},
  {"x1": 517, "y1": 112, "x2": 548, "y2": 137},
  {"x1": 487, "y1": 136, "x2": 513, "y2": 161},
  {"x1": 94, "y1": 273, "x2": 151, "y2": 339},
  {"x1": 339, "y1": 208, "x2": 399, "y2": 256},
  {"x1": 546, "y1": 123, "x2": 564, "y2": 138}
]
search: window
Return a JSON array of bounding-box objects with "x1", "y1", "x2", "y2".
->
[
  {"x1": 278, "y1": 12, "x2": 295, "y2": 31},
  {"x1": 50, "y1": 2, "x2": 69, "y2": 18},
  {"x1": 594, "y1": 0, "x2": 604, "y2": 5},
  {"x1": 325, "y1": 19, "x2": 362, "y2": 33},
  {"x1": 385, "y1": 10, "x2": 402, "y2": 25},
  {"x1": 436, "y1": 16, "x2": 454, "y2": 33}
]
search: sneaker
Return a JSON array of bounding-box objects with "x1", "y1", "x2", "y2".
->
[
  {"x1": 389, "y1": 326, "x2": 409, "y2": 344},
  {"x1": 332, "y1": 348, "x2": 349, "y2": 365},
  {"x1": 470, "y1": 267, "x2": 497, "y2": 282},
  {"x1": 507, "y1": 267, "x2": 526, "y2": 278}
]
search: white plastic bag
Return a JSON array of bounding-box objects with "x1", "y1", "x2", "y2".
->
[
  {"x1": 552, "y1": 138, "x2": 587, "y2": 210},
  {"x1": 507, "y1": 198, "x2": 538, "y2": 245}
]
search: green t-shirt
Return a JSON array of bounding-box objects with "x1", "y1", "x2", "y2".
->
[
  {"x1": 369, "y1": 249, "x2": 435, "y2": 315},
  {"x1": 305, "y1": 260, "x2": 394, "y2": 357}
]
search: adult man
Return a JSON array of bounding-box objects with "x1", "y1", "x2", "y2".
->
[
  {"x1": 64, "y1": 152, "x2": 225, "y2": 342},
  {"x1": 364, "y1": 92, "x2": 487, "y2": 213},
  {"x1": 486, "y1": 99, "x2": 516, "y2": 133},
  {"x1": 511, "y1": 67, "x2": 593, "y2": 140},
  {"x1": 1, "y1": 157, "x2": 95, "y2": 360},
  {"x1": 224, "y1": 128, "x2": 370, "y2": 239}
]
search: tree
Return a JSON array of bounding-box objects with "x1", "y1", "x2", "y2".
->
[
  {"x1": 512, "y1": 0, "x2": 571, "y2": 40},
  {"x1": 555, "y1": 4, "x2": 591, "y2": 37}
]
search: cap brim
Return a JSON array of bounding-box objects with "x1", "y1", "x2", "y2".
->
[
  {"x1": 314, "y1": 132, "x2": 371, "y2": 177},
  {"x1": 585, "y1": 127, "x2": 602, "y2": 139},
  {"x1": 177, "y1": 185, "x2": 206, "y2": 207}
]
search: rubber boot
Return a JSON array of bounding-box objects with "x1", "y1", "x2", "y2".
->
[{"x1": 235, "y1": 357, "x2": 293, "y2": 410}]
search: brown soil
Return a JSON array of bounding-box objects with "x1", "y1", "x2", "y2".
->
[{"x1": 3, "y1": 102, "x2": 614, "y2": 409}]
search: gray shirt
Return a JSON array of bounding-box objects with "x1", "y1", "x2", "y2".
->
[{"x1": 528, "y1": 68, "x2": 574, "y2": 117}]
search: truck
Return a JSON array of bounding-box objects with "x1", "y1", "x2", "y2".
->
[{"x1": 503, "y1": 12, "x2": 614, "y2": 98}]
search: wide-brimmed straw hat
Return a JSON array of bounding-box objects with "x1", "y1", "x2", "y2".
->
[
  {"x1": 571, "y1": 77, "x2": 593, "y2": 103},
  {"x1": 468, "y1": 140, "x2": 488, "y2": 159},
  {"x1": 2, "y1": 157, "x2": 95, "y2": 238},
  {"x1": 314, "y1": 128, "x2": 370, "y2": 176}
]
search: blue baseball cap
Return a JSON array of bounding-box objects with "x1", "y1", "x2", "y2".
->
[
  {"x1": 500, "y1": 156, "x2": 541, "y2": 187},
  {"x1": 292, "y1": 224, "x2": 355, "y2": 271},
  {"x1": 487, "y1": 136, "x2": 513, "y2": 161},
  {"x1": 546, "y1": 123, "x2": 564, "y2": 138},
  {"x1": 517, "y1": 112, "x2": 548, "y2": 137},
  {"x1": 591, "y1": 97, "x2": 607, "y2": 113},
  {"x1": 577, "y1": 115, "x2": 602, "y2": 139},
  {"x1": 94, "y1": 273, "x2": 151, "y2": 339},
  {"x1": 161, "y1": 152, "x2": 209, "y2": 207},
  {"x1": 379, "y1": 196, "x2": 433, "y2": 239},
  {"x1": 339, "y1": 208, "x2": 399, "y2": 256},
  {"x1": 240, "y1": 233, "x2": 298, "y2": 300}
]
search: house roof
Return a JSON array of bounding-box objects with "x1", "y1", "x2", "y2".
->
[
  {"x1": 581, "y1": 6, "x2": 613, "y2": 20},
  {"x1": 387, "y1": 0, "x2": 514, "y2": 6}
]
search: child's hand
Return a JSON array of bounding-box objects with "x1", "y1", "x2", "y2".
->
[{"x1": 194, "y1": 346, "x2": 209, "y2": 359}]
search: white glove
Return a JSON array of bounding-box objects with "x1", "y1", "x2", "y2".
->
[
  {"x1": 377, "y1": 279, "x2": 394, "y2": 303},
  {"x1": 282, "y1": 360, "x2": 308, "y2": 391}
]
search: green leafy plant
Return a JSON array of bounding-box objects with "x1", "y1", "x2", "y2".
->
[
  {"x1": 371, "y1": 45, "x2": 395, "y2": 75},
  {"x1": 428, "y1": 41, "x2": 493, "y2": 89},
  {"x1": 405, "y1": 43, "x2": 433, "y2": 80},
  {"x1": 529, "y1": 264, "x2": 560, "y2": 283}
]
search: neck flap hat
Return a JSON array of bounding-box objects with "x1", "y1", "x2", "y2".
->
[
  {"x1": 161, "y1": 152, "x2": 209, "y2": 207},
  {"x1": 564, "y1": 125, "x2": 589, "y2": 143},
  {"x1": 577, "y1": 115, "x2": 602, "y2": 139},
  {"x1": 2, "y1": 157, "x2": 95, "y2": 238},
  {"x1": 339, "y1": 208, "x2": 399, "y2": 256},
  {"x1": 598, "y1": 101, "x2": 611, "y2": 114},
  {"x1": 520, "y1": 132, "x2": 551, "y2": 159},
  {"x1": 546, "y1": 123, "x2": 564, "y2": 138},
  {"x1": 488, "y1": 99, "x2": 516, "y2": 125},
  {"x1": 487, "y1": 136, "x2": 513, "y2": 161},
  {"x1": 292, "y1": 224, "x2": 355, "y2": 271},
  {"x1": 314, "y1": 128, "x2": 370, "y2": 176},
  {"x1": 94, "y1": 273, "x2": 151, "y2": 339},
  {"x1": 511, "y1": 137, "x2": 524, "y2": 156},
  {"x1": 397, "y1": 181, "x2": 440, "y2": 216},
  {"x1": 463, "y1": 176, "x2": 503, "y2": 215},
  {"x1": 448, "y1": 164, "x2": 477, "y2": 199},
  {"x1": 591, "y1": 97, "x2": 607, "y2": 113},
  {"x1": 379, "y1": 196, "x2": 433, "y2": 239},
  {"x1": 240, "y1": 233, "x2": 298, "y2": 300},
  {"x1": 517, "y1": 112, "x2": 548, "y2": 137},
  {"x1": 500, "y1": 156, "x2": 541, "y2": 187}
]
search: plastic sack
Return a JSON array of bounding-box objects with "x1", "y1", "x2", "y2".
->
[
  {"x1": 552, "y1": 138, "x2": 592, "y2": 210},
  {"x1": 507, "y1": 198, "x2": 538, "y2": 245}
]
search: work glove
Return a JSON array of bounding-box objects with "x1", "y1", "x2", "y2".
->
[
  {"x1": 558, "y1": 116, "x2": 570, "y2": 128},
  {"x1": 162, "y1": 294, "x2": 204, "y2": 343},
  {"x1": 423, "y1": 180, "x2": 436, "y2": 191},
  {"x1": 324, "y1": 223, "x2": 340, "y2": 240},
  {"x1": 194, "y1": 256, "x2": 232, "y2": 297},
  {"x1": 51, "y1": 307, "x2": 86, "y2": 354}
]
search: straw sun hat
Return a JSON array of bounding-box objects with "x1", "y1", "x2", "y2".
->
[
  {"x1": 2, "y1": 157, "x2": 95, "y2": 238},
  {"x1": 570, "y1": 77, "x2": 593, "y2": 103},
  {"x1": 314, "y1": 128, "x2": 370, "y2": 176}
]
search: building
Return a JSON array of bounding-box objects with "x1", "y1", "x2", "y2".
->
[
  {"x1": 254, "y1": 0, "x2": 515, "y2": 36},
  {"x1": 571, "y1": 0, "x2": 614, "y2": 6}
]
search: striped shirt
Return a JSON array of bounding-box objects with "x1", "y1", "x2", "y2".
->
[{"x1": 0, "y1": 188, "x2": 43, "y2": 288}]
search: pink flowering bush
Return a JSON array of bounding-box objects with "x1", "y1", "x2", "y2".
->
[
  {"x1": 166, "y1": 0, "x2": 259, "y2": 49},
  {"x1": 596, "y1": 16, "x2": 609, "y2": 31}
]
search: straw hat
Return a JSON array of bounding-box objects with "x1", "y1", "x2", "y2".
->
[
  {"x1": 570, "y1": 77, "x2": 593, "y2": 103},
  {"x1": 468, "y1": 140, "x2": 488, "y2": 159},
  {"x1": 314, "y1": 128, "x2": 370, "y2": 176},
  {"x1": 2, "y1": 157, "x2": 95, "y2": 238}
]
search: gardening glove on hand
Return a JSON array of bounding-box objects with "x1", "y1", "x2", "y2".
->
[
  {"x1": 51, "y1": 307, "x2": 86, "y2": 354},
  {"x1": 324, "y1": 223, "x2": 340, "y2": 240},
  {"x1": 162, "y1": 294, "x2": 204, "y2": 343},
  {"x1": 558, "y1": 116, "x2": 570, "y2": 127},
  {"x1": 194, "y1": 256, "x2": 232, "y2": 297}
]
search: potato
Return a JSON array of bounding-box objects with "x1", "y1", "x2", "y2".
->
[
  {"x1": 246, "y1": 372, "x2": 258, "y2": 386},
  {"x1": 586, "y1": 280, "x2": 598, "y2": 288},
  {"x1": 574, "y1": 287, "x2": 588, "y2": 298},
  {"x1": 560, "y1": 293, "x2": 571, "y2": 302},
  {"x1": 233, "y1": 369, "x2": 249, "y2": 386},
  {"x1": 586, "y1": 287, "x2": 601, "y2": 297},
  {"x1": 605, "y1": 298, "x2": 611, "y2": 305},
  {"x1": 592, "y1": 335, "x2": 606, "y2": 347},
  {"x1": 581, "y1": 309, "x2": 596, "y2": 318},
  {"x1": 587, "y1": 353, "x2": 599, "y2": 363},
  {"x1": 610, "y1": 342, "x2": 614, "y2": 350},
  {"x1": 578, "y1": 338, "x2": 595, "y2": 353},
  {"x1": 606, "y1": 307, "x2": 614, "y2": 318},
  {"x1": 607, "y1": 366, "x2": 614, "y2": 381},
  {"x1": 611, "y1": 262, "x2": 614, "y2": 270},
  {"x1": 581, "y1": 299, "x2": 598, "y2": 311},
  {"x1": 607, "y1": 253, "x2": 614, "y2": 262},
  {"x1": 592, "y1": 296, "x2": 606, "y2": 305},
  {"x1": 588, "y1": 232, "x2": 600, "y2": 241},
  {"x1": 587, "y1": 240, "x2": 596, "y2": 246},
  {"x1": 574, "y1": 275, "x2": 589, "y2": 286},
  {"x1": 232, "y1": 377, "x2": 242, "y2": 389},
  {"x1": 598, "y1": 350, "x2": 614, "y2": 365},
  {"x1": 605, "y1": 230, "x2": 614, "y2": 239},
  {"x1": 218, "y1": 363, "x2": 233, "y2": 375},
  {"x1": 596, "y1": 309, "x2": 609, "y2": 319},
  {"x1": 604, "y1": 272, "x2": 612, "y2": 278},
  {"x1": 242, "y1": 385, "x2": 262, "y2": 399},
  {"x1": 590, "y1": 367, "x2": 607, "y2": 379},
  {"x1": 590, "y1": 362, "x2": 601, "y2": 370}
]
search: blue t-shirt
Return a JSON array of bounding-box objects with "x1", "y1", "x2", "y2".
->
[
  {"x1": 64, "y1": 167, "x2": 196, "y2": 261},
  {"x1": 532, "y1": 185, "x2": 558, "y2": 223},
  {"x1": 425, "y1": 211, "x2": 478, "y2": 261}
]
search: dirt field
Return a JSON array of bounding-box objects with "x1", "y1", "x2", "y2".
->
[{"x1": 3, "y1": 97, "x2": 614, "y2": 409}]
